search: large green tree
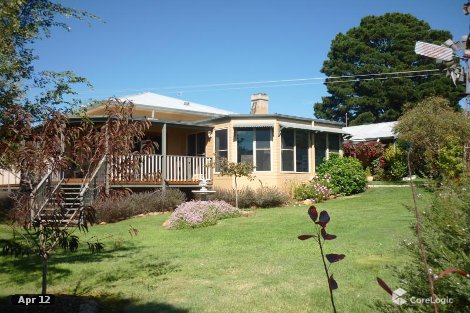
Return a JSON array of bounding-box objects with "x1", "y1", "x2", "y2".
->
[
  {"x1": 0, "y1": 0, "x2": 95, "y2": 122},
  {"x1": 315, "y1": 13, "x2": 464, "y2": 125}
]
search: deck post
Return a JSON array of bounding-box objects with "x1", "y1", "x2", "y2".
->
[{"x1": 162, "y1": 123, "x2": 167, "y2": 190}]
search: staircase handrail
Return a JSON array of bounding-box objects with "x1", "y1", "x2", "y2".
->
[
  {"x1": 79, "y1": 155, "x2": 107, "y2": 199},
  {"x1": 30, "y1": 167, "x2": 64, "y2": 221}
]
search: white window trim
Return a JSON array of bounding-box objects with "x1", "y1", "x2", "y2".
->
[
  {"x1": 235, "y1": 128, "x2": 273, "y2": 173},
  {"x1": 214, "y1": 128, "x2": 229, "y2": 174},
  {"x1": 280, "y1": 129, "x2": 311, "y2": 173}
]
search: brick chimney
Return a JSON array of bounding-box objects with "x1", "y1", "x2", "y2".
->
[{"x1": 250, "y1": 93, "x2": 269, "y2": 114}]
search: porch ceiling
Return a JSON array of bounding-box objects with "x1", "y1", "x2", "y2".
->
[{"x1": 68, "y1": 116, "x2": 213, "y2": 131}]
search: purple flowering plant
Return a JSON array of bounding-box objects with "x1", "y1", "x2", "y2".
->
[
  {"x1": 293, "y1": 174, "x2": 334, "y2": 203},
  {"x1": 166, "y1": 200, "x2": 240, "y2": 229}
]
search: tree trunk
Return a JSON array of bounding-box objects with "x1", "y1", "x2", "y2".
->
[
  {"x1": 234, "y1": 176, "x2": 238, "y2": 209},
  {"x1": 41, "y1": 255, "x2": 48, "y2": 294}
]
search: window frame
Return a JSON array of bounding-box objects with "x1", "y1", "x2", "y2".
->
[
  {"x1": 235, "y1": 127, "x2": 272, "y2": 173},
  {"x1": 280, "y1": 128, "x2": 311, "y2": 173},
  {"x1": 214, "y1": 128, "x2": 229, "y2": 173}
]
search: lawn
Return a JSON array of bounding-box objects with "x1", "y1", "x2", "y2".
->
[{"x1": 0, "y1": 187, "x2": 429, "y2": 312}]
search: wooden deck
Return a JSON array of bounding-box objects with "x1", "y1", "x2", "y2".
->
[
  {"x1": 0, "y1": 184, "x2": 19, "y2": 191},
  {"x1": 111, "y1": 180, "x2": 209, "y2": 188},
  {"x1": 0, "y1": 154, "x2": 213, "y2": 190},
  {"x1": 0, "y1": 180, "x2": 209, "y2": 189}
]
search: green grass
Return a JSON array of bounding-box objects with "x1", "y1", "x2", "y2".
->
[
  {"x1": 367, "y1": 178, "x2": 428, "y2": 186},
  {"x1": 0, "y1": 187, "x2": 430, "y2": 312}
]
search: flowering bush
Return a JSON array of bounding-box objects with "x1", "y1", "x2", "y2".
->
[
  {"x1": 165, "y1": 200, "x2": 240, "y2": 229},
  {"x1": 293, "y1": 174, "x2": 334, "y2": 202}
]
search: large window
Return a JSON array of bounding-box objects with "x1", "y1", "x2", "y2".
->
[
  {"x1": 236, "y1": 128, "x2": 271, "y2": 171},
  {"x1": 215, "y1": 129, "x2": 228, "y2": 171},
  {"x1": 281, "y1": 129, "x2": 309, "y2": 172}
]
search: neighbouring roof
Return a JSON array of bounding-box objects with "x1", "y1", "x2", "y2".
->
[
  {"x1": 119, "y1": 92, "x2": 236, "y2": 116},
  {"x1": 343, "y1": 121, "x2": 397, "y2": 141}
]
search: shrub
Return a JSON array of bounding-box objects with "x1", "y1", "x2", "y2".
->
[
  {"x1": 383, "y1": 145, "x2": 407, "y2": 181},
  {"x1": 437, "y1": 136, "x2": 465, "y2": 179},
  {"x1": 254, "y1": 186, "x2": 289, "y2": 208},
  {"x1": 95, "y1": 189, "x2": 186, "y2": 223},
  {"x1": 377, "y1": 175, "x2": 470, "y2": 312},
  {"x1": 165, "y1": 200, "x2": 240, "y2": 229},
  {"x1": 213, "y1": 186, "x2": 288, "y2": 208},
  {"x1": 395, "y1": 96, "x2": 470, "y2": 180},
  {"x1": 343, "y1": 141, "x2": 385, "y2": 170},
  {"x1": 317, "y1": 155, "x2": 367, "y2": 195},
  {"x1": 292, "y1": 174, "x2": 334, "y2": 202}
]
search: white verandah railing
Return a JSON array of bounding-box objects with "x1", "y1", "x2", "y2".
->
[
  {"x1": 111, "y1": 155, "x2": 213, "y2": 183},
  {"x1": 0, "y1": 169, "x2": 21, "y2": 186}
]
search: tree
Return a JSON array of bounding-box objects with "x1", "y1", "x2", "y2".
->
[
  {"x1": 394, "y1": 96, "x2": 470, "y2": 180},
  {"x1": 314, "y1": 13, "x2": 464, "y2": 125},
  {"x1": 1, "y1": 99, "x2": 150, "y2": 294},
  {"x1": 214, "y1": 158, "x2": 255, "y2": 208},
  {"x1": 0, "y1": 0, "x2": 96, "y2": 123}
]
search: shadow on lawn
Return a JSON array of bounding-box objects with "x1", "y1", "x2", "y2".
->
[
  {"x1": 0, "y1": 293, "x2": 190, "y2": 313},
  {"x1": 0, "y1": 255, "x2": 72, "y2": 285},
  {"x1": 97, "y1": 293, "x2": 190, "y2": 313},
  {"x1": 0, "y1": 245, "x2": 138, "y2": 285}
]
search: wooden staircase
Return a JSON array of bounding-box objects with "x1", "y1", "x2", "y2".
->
[
  {"x1": 40, "y1": 182, "x2": 83, "y2": 226},
  {"x1": 31, "y1": 156, "x2": 107, "y2": 227}
]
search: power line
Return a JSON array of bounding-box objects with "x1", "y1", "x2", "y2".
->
[
  {"x1": 75, "y1": 69, "x2": 443, "y2": 97},
  {"x1": 152, "y1": 69, "x2": 441, "y2": 91},
  {"x1": 152, "y1": 73, "x2": 443, "y2": 95}
]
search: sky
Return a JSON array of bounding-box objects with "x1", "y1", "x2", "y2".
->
[{"x1": 33, "y1": 0, "x2": 470, "y2": 117}]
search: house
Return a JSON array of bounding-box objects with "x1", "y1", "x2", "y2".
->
[
  {"x1": 343, "y1": 121, "x2": 397, "y2": 144},
  {"x1": 84, "y1": 92, "x2": 346, "y2": 191},
  {"x1": 1, "y1": 92, "x2": 347, "y2": 192},
  {"x1": 0, "y1": 92, "x2": 348, "y2": 224}
]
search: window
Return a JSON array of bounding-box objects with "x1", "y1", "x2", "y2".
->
[
  {"x1": 215, "y1": 129, "x2": 228, "y2": 171},
  {"x1": 315, "y1": 132, "x2": 327, "y2": 169},
  {"x1": 281, "y1": 129, "x2": 309, "y2": 172},
  {"x1": 236, "y1": 128, "x2": 271, "y2": 171},
  {"x1": 281, "y1": 129, "x2": 294, "y2": 171},
  {"x1": 255, "y1": 128, "x2": 271, "y2": 171},
  {"x1": 188, "y1": 132, "x2": 206, "y2": 156},
  {"x1": 328, "y1": 133, "x2": 341, "y2": 154},
  {"x1": 296, "y1": 130, "x2": 309, "y2": 172}
]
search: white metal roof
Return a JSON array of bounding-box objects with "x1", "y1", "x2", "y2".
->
[
  {"x1": 119, "y1": 92, "x2": 236, "y2": 116},
  {"x1": 343, "y1": 121, "x2": 397, "y2": 141}
]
